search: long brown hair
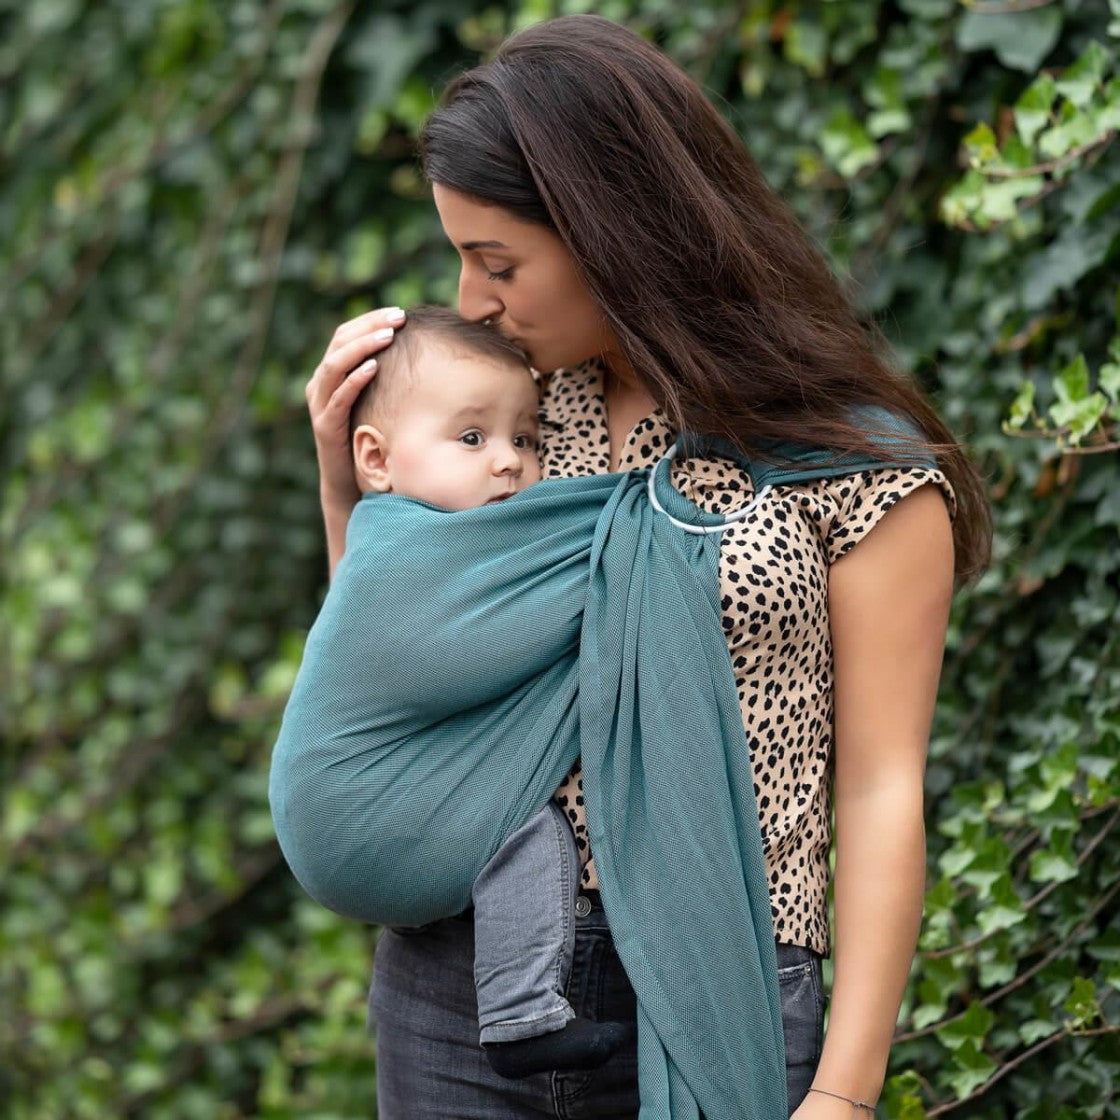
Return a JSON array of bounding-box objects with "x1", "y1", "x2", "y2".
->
[{"x1": 420, "y1": 15, "x2": 991, "y2": 578}]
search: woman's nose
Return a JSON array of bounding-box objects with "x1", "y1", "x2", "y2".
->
[{"x1": 458, "y1": 269, "x2": 503, "y2": 325}]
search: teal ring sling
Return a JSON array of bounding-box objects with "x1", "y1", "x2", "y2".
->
[{"x1": 270, "y1": 412, "x2": 931, "y2": 1120}]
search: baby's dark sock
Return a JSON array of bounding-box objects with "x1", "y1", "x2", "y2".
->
[{"x1": 483, "y1": 1015, "x2": 634, "y2": 1079}]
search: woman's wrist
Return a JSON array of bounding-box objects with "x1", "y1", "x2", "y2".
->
[
  {"x1": 320, "y1": 482, "x2": 358, "y2": 578},
  {"x1": 321, "y1": 479, "x2": 359, "y2": 515},
  {"x1": 810, "y1": 1015, "x2": 889, "y2": 1106},
  {"x1": 806, "y1": 1085, "x2": 877, "y2": 1114}
]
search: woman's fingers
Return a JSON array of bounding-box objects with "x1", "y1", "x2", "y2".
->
[
  {"x1": 330, "y1": 306, "x2": 406, "y2": 350},
  {"x1": 306, "y1": 308, "x2": 407, "y2": 407},
  {"x1": 308, "y1": 331, "x2": 390, "y2": 402},
  {"x1": 306, "y1": 308, "x2": 408, "y2": 507},
  {"x1": 310, "y1": 353, "x2": 379, "y2": 503},
  {"x1": 318, "y1": 357, "x2": 378, "y2": 429}
]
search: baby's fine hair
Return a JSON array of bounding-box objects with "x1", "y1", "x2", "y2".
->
[{"x1": 349, "y1": 306, "x2": 531, "y2": 436}]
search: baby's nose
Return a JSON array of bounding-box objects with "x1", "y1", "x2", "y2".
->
[{"x1": 493, "y1": 444, "x2": 523, "y2": 475}]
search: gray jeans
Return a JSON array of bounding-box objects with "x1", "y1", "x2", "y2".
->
[
  {"x1": 369, "y1": 894, "x2": 826, "y2": 1118},
  {"x1": 472, "y1": 801, "x2": 580, "y2": 1043}
]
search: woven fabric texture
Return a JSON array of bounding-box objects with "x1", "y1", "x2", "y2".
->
[{"x1": 271, "y1": 414, "x2": 929, "y2": 1118}]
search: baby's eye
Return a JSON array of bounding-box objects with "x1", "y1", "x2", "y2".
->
[
  {"x1": 459, "y1": 429, "x2": 485, "y2": 447},
  {"x1": 513, "y1": 433, "x2": 538, "y2": 450}
]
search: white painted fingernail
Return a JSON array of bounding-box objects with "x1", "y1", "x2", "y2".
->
[
  {"x1": 387, "y1": 307, "x2": 405, "y2": 320},
  {"x1": 356, "y1": 358, "x2": 377, "y2": 374},
  {"x1": 373, "y1": 327, "x2": 394, "y2": 340}
]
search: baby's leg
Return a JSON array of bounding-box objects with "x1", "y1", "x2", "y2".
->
[{"x1": 471, "y1": 801, "x2": 632, "y2": 1078}]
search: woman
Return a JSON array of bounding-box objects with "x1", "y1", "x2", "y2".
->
[{"x1": 304, "y1": 15, "x2": 990, "y2": 1119}]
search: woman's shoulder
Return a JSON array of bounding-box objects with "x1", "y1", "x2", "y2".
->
[
  {"x1": 682, "y1": 406, "x2": 955, "y2": 565},
  {"x1": 789, "y1": 464, "x2": 957, "y2": 566}
]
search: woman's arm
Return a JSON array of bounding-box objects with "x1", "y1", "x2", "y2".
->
[
  {"x1": 305, "y1": 307, "x2": 405, "y2": 576},
  {"x1": 794, "y1": 483, "x2": 954, "y2": 1119}
]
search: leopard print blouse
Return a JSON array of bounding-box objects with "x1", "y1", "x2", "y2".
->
[{"x1": 544, "y1": 359, "x2": 956, "y2": 956}]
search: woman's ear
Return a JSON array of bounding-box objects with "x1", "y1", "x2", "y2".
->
[{"x1": 353, "y1": 424, "x2": 392, "y2": 492}]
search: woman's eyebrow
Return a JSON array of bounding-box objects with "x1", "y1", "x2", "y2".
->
[{"x1": 461, "y1": 239, "x2": 509, "y2": 250}]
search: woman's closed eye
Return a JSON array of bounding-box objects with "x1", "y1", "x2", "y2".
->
[{"x1": 486, "y1": 266, "x2": 514, "y2": 282}]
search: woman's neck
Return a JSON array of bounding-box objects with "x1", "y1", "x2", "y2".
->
[{"x1": 603, "y1": 363, "x2": 657, "y2": 471}]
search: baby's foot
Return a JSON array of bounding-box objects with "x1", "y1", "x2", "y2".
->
[{"x1": 483, "y1": 1016, "x2": 634, "y2": 1080}]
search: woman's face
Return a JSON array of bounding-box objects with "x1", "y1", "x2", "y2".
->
[{"x1": 432, "y1": 183, "x2": 620, "y2": 374}]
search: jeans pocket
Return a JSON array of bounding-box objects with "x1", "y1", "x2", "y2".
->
[{"x1": 777, "y1": 955, "x2": 825, "y2": 1110}]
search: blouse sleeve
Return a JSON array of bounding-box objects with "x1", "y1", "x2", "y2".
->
[{"x1": 816, "y1": 466, "x2": 957, "y2": 565}]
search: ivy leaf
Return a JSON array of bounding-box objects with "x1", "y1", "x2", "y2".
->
[
  {"x1": 1049, "y1": 356, "x2": 1108, "y2": 441},
  {"x1": 820, "y1": 107, "x2": 879, "y2": 176},
  {"x1": 342, "y1": 223, "x2": 386, "y2": 284},
  {"x1": 1015, "y1": 72, "x2": 1058, "y2": 144},
  {"x1": 1005, "y1": 381, "x2": 1036, "y2": 430},
  {"x1": 1055, "y1": 354, "x2": 1091, "y2": 403},
  {"x1": 963, "y1": 121, "x2": 999, "y2": 167},
  {"x1": 939, "y1": 845, "x2": 976, "y2": 877},
  {"x1": 959, "y1": 837, "x2": 1010, "y2": 893},
  {"x1": 122, "y1": 1061, "x2": 164, "y2": 1095},
  {"x1": 1100, "y1": 359, "x2": 1120, "y2": 402},
  {"x1": 1019, "y1": 1019, "x2": 1058, "y2": 1045},
  {"x1": 1064, "y1": 977, "x2": 1100, "y2": 1027},
  {"x1": 1054, "y1": 41, "x2": 1109, "y2": 109},
  {"x1": 1023, "y1": 226, "x2": 1113, "y2": 308},
  {"x1": 976, "y1": 874, "x2": 1026, "y2": 934},
  {"x1": 882, "y1": 1071, "x2": 929, "y2": 1120},
  {"x1": 939, "y1": 168, "x2": 986, "y2": 227},
  {"x1": 913, "y1": 985, "x2": 948, "y2": 1030},
  {"x1": 865, "y1": 66, "x2": 912, "y2": 138},
  {"x1": 945, "y1": 1040, "x2": 998, "y2": 1100},
  {"x1": 1049, "y1": 391, "x2": 1109, "y2": 443},
  {"x1": 868, "y1": 106, "x2": 912, "y2": 139},
  {"x1": 346, "y1": 15, "x2": 436, "y2": 111},
  {"x1": 976, "y1": 176, "x2": 1045, "y2": 224},
  {"x1": 999, "y1": 133, "x2": 1036, "y2": 171},
  {"x1": 956, "y1": 9, "x2": 1063, "y2": 73},
  {"x1": 978, "y1": 943, "x2": 1017, "y2": 988},
  {"x1": 1028, "y1": 831, "x2": 1078, "y2": 883},
  {"x1": 936, "y1": 1003, "x2": 996, "y2": 1050},
  {"x1": 1040, "y1": 741, "x2": 1081, "y2": 791},
  {"x1": 1097, "y1": 76, "x2": 1120, "y2": 130},
  {"x1": 785, "y1": 19, "x2": 828, "y2": 78},
  {"x1": 3, "y1": 788, "x2": 39, "y2": 844},
  {"x1": 1104, "y1": 964, "x2": 1120, "y2": 994},
  {"x1": 899, "y1": 0, "x2": 955, "y2": 16},
  {"x1": 1085, "y1": 179, "x2": 1120, "y2": 222},
  {"x1": 1038, "y1": 104, "x2": 1099, "y2": 161},
  {"x1": 1100, "y1": 336, "x2": 1120, "y2": 401}
]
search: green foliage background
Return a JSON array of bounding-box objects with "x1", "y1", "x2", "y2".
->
[{"x1": 3, "y1": 0, "x2": 1118, "y2": 1116}]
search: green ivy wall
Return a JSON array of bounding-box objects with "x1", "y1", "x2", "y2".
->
[{"x1": 2, "y1": 1, "x2": 1118, "y2": 1117}]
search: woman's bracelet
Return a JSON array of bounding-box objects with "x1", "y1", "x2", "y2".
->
[{"x1": 807, "y1": 1087, "x2": 876, "y2": 1115}]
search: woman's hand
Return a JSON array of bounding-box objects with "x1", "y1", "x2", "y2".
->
[
  {"x1": 306, "y1": 306, "x2": 406, "y2": 575},
  {"x1": 306, "y1": 305, "x2": 406, "y2": 505}
]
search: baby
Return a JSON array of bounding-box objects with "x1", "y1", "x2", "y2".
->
[{"x1": 346, "y1": 305, "x2": 630, "y2": 1078}]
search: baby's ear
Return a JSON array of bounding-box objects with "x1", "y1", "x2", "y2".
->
[{"x1": 352, "y1": 424, "x2": 392, "y2": 493}]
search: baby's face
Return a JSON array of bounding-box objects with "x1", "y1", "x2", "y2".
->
[{"x1": 376, "y1": 345, "x2": 541, "y2": 511}]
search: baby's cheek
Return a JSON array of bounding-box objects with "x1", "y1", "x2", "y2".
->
[{"x1": 390, "y1": 443, "x2": 429, "y2": 476}]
